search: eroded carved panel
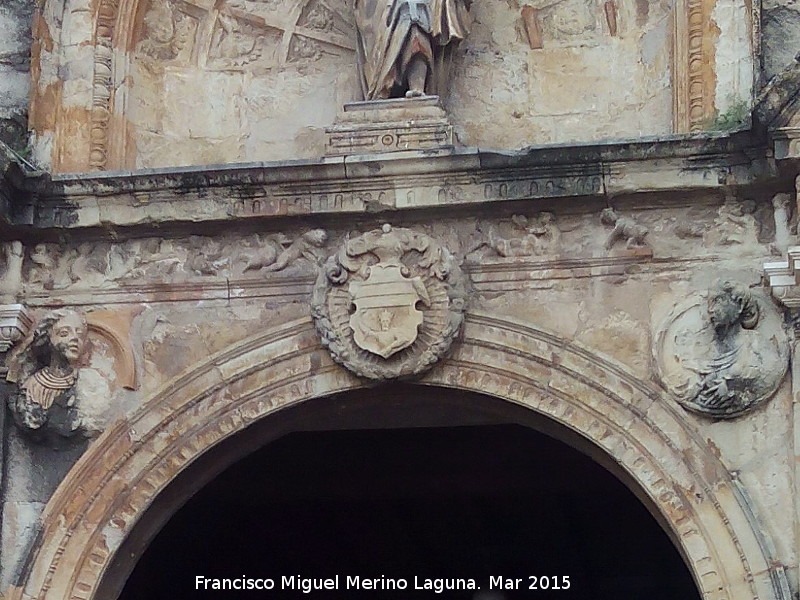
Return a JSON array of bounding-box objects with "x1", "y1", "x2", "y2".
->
[
  {"x1": 135, "y1": 0, "x2": 356, "y2": 70},
  {"x1": 208, "y1": 14, "x2": 279, "y2": 69},
  {"x1": 520, "y1": 0, "x2": 624, "y2": 49},
  {"x1": 485, "y1": 213, "x2": 561, "y2": 257},
  {"x1": 600, "y1": 207, "x2": 649, "y2": 251},
  {"x1": 137, "y1": 0, "x2": 198, "y2": 63}
]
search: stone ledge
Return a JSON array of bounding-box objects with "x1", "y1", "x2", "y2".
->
[{"x1": 6, "y1": 132, "x2": 773, "y2": 231}]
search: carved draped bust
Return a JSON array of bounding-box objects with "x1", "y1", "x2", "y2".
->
[{"x1": 5, "y1": 310, "x2": 90, "y2": 440}]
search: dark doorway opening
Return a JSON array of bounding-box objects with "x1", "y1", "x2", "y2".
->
[{"x1": 119, "y1": 420, "x2": 699, "y2": 599}]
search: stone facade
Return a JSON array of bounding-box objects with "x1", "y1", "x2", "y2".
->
[
  {"x1": 0, "y1": 0, "x2": 34, "y2": 152},
  {"x1": 1, "y1": 1, "x2": 800, "y2": 600}
]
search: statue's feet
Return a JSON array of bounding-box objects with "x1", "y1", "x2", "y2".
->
[{"x1": 405, "y1": 89, "x2": 425, "y2": 98}]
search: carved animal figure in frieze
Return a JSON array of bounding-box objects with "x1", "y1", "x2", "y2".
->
[
  {"x1": 264, "y1": 229, "x2": 329, "y2": 272},
  {"x1": 234, "y1": 233, "x2": 283, "y2": 274},
  {"x1": 712, "y1": 198, "x2": 757, "y2": 246},
  {"x1": 184, "y1": 236, "x2": 227, "y2": 276},
  {"x1": 600, "y1": 208, "x2": 648, "y2": 250},
  {"x1": 488, "y1": 212, "x2": 561, "y2": 257},
  {"x1": 122, "y1": 239, "x2": 183, "y2": 280}
]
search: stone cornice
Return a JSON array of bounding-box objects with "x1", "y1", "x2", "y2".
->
[{"x1": 2, "y1": 132, "x2": 776, "y2": 233}]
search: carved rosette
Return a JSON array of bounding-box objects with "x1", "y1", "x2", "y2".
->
[
  {"x1": 312, "y1": 224, "x2": 467, "y2": 379},
  {"x1": 653, "y1": 285, "x2": 790, "y2": 419}
]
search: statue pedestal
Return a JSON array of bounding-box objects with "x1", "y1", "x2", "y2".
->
[{"x1": 325, "y1": 96, "x2": 454, "y2": 156}]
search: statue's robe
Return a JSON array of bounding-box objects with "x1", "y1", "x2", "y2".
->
[{"x1": 354, "y1": 0, "x2": 469, "y2": 99}]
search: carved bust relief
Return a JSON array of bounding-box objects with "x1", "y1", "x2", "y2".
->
[
  {"x1": 354, "y1": 0, "x2": 470, "y2": 98},
  {"x1": 5, "y1": 311, "x2": 91, "y2": 439},
  {"x1": 654, "y1": 281, "x2": 789, "y2": 419},
  {"x1": 312, "y1": 224, "x2": 468, "y2": 379}
]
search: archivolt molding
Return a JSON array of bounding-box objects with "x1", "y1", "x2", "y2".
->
[{"x1": 7, "y1": 313, "x2": 781, "y2": 600}]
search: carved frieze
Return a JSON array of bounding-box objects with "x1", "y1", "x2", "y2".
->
[
  {"x1": 706, "y1": 198, "x2": 758, "y2": 246},
  {"x1": 312, "y1": 224, "x2": 467, "y2": 379},
  {"x1": 487, "y1": 213, "x2": 561, "y2": 257},
  {"x1": 654, "y1": 281, "x2": 789, "y2": 418},
  {"x1": 208, "y1": 13, "x2": 271, "y2": 68}
]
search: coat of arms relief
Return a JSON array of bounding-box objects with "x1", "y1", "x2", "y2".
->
[{"x1": 312, "y1": 224, "x2": 468, "y2": 379}]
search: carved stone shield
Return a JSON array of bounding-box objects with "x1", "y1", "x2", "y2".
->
[
  {"x1": 349, "y1": 264, "x2": 426, "y2": 359},
  {"x1": 311, "y1": 224, "x2": 468, "y2": 380}
]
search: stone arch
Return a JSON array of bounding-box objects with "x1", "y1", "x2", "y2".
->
[{"x1": 6, "y1": 312, "x2": 783, "y2": 600}]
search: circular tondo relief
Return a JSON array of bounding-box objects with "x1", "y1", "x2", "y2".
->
[
  {"x1": 311, "y1": 224, "x2": 468, "y2": 380},
  {"x1": 653, "y1": 281, "x2": 789, "y2": 419}
]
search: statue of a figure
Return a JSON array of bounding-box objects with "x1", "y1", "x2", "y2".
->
[
  {"x1": 354, "y1": 0, "x2": 470, "y2": 99},
  {"x1": 5, "y1": 310, "x2": 89, "y2": 440}
]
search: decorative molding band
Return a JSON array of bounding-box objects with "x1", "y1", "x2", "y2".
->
[
  {"x1": 673, "y1": 0, "x2": 716, "y2": 133},
  {"x1": 89, "y1": 0, "x2": 119, "y2": 171}
]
